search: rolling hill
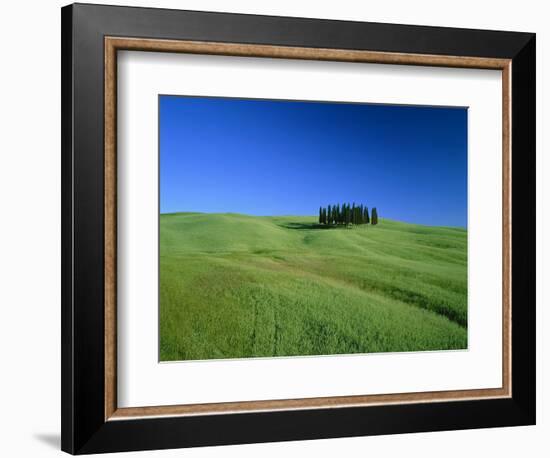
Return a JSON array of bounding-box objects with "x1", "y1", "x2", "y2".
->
[{"x1": 159, "y1": 212, "x2": 467, "y2": 361}]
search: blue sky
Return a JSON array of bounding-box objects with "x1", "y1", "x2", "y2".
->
[{"x1": 159, "y1": 95, "x2": 467, "y2": 227}]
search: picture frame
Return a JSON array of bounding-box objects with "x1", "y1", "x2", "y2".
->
[{"x1": 61, "y1": 3, "x2": 536, "y2": 454}]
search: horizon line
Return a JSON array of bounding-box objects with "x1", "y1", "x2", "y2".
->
[{"x1": 159, "y1": 211, "x2": 467, "y2": 230}]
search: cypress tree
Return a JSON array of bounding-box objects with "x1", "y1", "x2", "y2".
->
[
  {"x1": 319, "y1": 206, "x2": 323, "y2": 224},
  {"x1": 351, "y1": 203, "x2": 356, "y2": 225},
  {"x1": 372, "y1": 207, "x2": 378, "y2": 225},
  {"x1": 342, "y1": 204, "x2": 346, "y2": 225},
  {"x1": 364, "y1": 207, "x2": 370, "y2": 224},
  {"x1": 327, "y1": 205, "x2": 332, "y2": 225},
  {"x1": 343, "y1": 204, "x2": 346, "y2": 225},
  {"x1": 345, "y1": 203, "x2": 351, "y2": 225}
]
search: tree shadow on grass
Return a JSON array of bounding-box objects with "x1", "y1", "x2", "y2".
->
[{"x1": 277, "y1": 222, "x2": 348, "y2": 230}]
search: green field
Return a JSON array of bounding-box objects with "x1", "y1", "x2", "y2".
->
[{"x1": 159, "y1": 213, "x2": 467, "y2": 361}]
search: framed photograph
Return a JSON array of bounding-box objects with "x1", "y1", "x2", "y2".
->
[{"x1": 61, "y1": 3, "x2": 536, "y2": 454}]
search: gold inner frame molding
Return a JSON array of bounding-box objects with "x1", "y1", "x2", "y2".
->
[{"x1": 104, "y1": 36, "x2": 512, "y2": 421}]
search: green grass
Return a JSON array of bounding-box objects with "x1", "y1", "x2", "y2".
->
[{"x1": 160, "y1": 213, "x2": 467, "y2": 361}]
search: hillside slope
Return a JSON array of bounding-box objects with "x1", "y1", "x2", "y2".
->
[{"x1": 160, "y1": 213, "x2": 467, "y2": 361}]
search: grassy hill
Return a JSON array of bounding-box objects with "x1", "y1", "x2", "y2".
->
[{"x1": 160, "y1": 213, "x2": 467, "y2": 361}]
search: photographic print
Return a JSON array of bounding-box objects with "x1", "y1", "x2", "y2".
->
[{"x1": 159, "y1": 95, "x2": 468, "y2": 362}]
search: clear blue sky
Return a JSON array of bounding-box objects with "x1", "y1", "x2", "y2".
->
[{"x1": 160, "y1": 95, "x2": 467, "y2": 227}]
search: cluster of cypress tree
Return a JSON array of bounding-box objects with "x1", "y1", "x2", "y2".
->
[{"x1": 318, "y1": 204, "x2": 378, "y2": 226}]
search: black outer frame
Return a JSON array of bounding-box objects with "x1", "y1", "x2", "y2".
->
[{"x1": 61, "y1": 3, "x2": 536, "y2": 454}]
